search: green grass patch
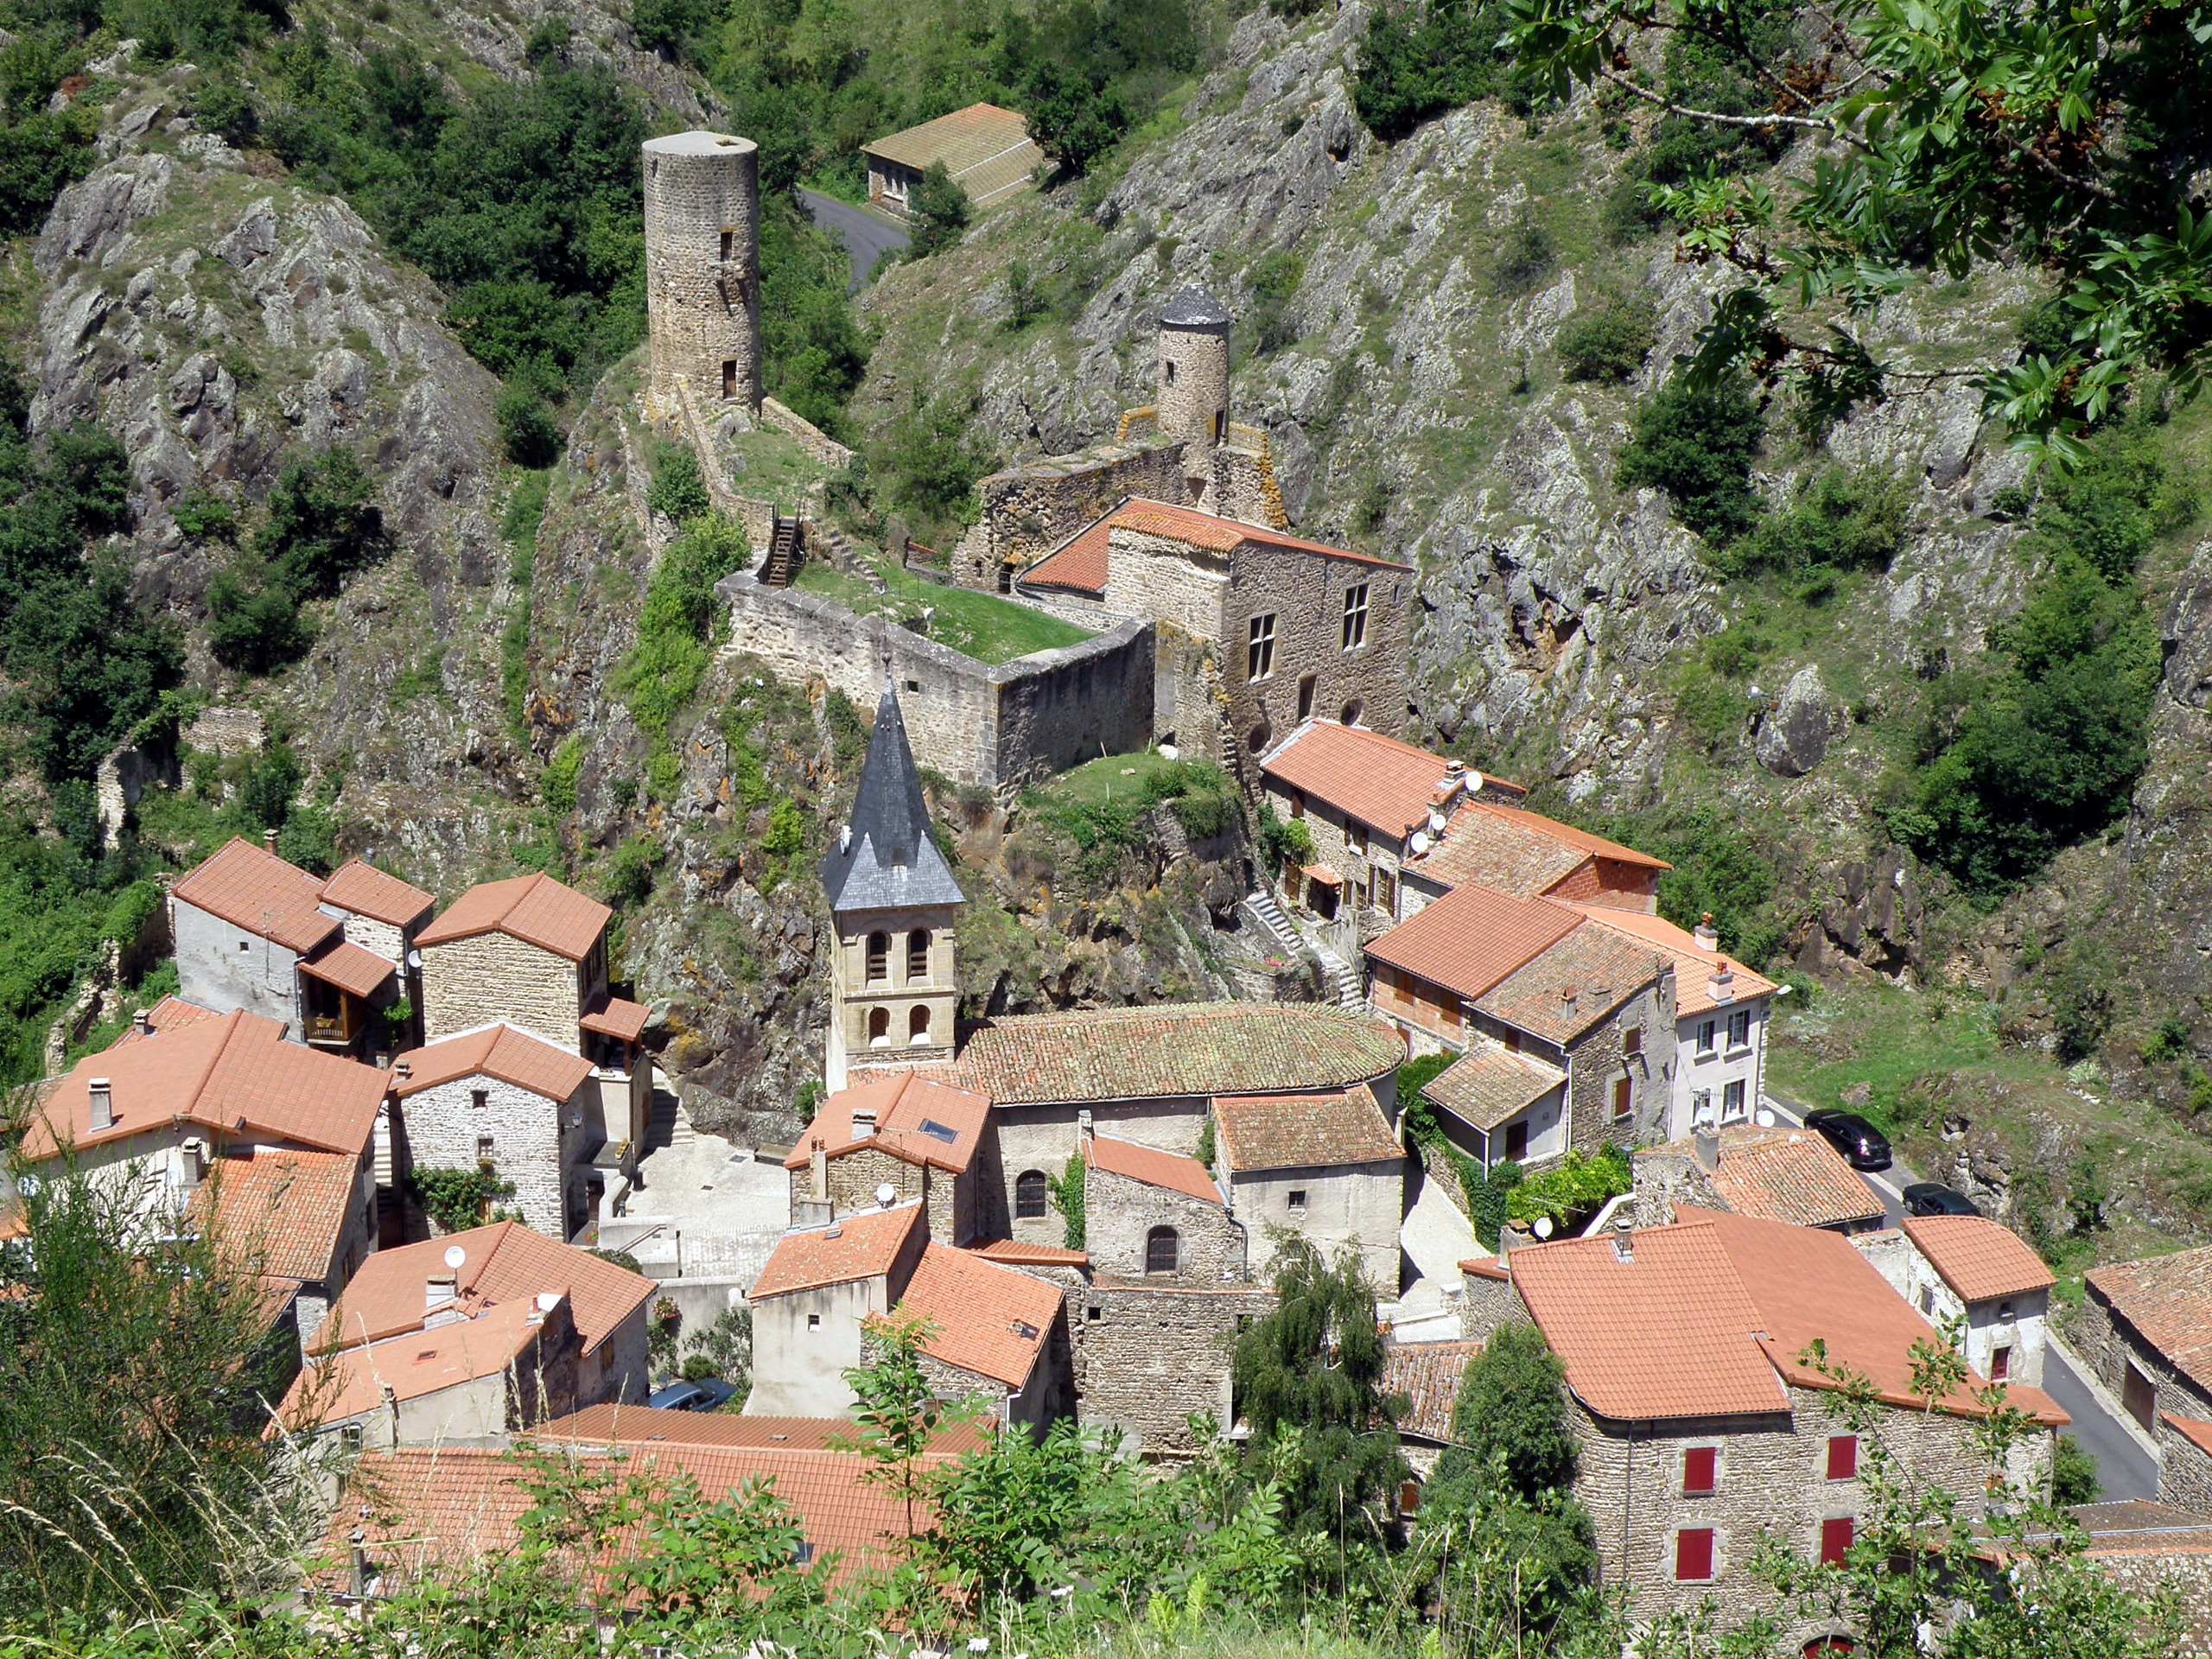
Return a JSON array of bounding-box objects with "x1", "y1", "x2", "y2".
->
[{"x1": 792, "y1": 554, "x2": 1094, "y2": 665}]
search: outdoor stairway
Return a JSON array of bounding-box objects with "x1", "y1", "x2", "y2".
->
[
  {"x1": 643, "y1": 1088, "x2": 695, "y2": 1155},
  {"x1": 1316, "y1": 942, "x2": 1365, "y2": 1008},
  {"x1": 1243, "y1": 887, "x2": 1301, "y2": 957},
  {"x1": 1244, "y1": 887, "x2": 1364, "y2": 1008},
  {"x1": 759, "y1": 513, "x2": 801, "y2": 588}
]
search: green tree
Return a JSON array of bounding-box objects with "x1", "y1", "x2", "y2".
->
[
  {"x1": 1020, "y1": 59, "x2": 1127, "y2": 175},
  {"x1": 1614, "y1": 374, "x2": 1765, "y2": 544},
  {"x1": 839, "y1": 1309, "x2": 967, "y2": 1543},
  {"x1": 905, "y1": 161, "x2": 972, "y2": 258},
  {"x1": 1554, "y1": 290, "x2": 1657, "y2": 383}
]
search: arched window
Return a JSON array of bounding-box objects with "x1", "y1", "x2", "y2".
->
[
  {"x1": 1247, "y1": 720, "x2": 1273, "y2": 754},
  {"x1": 867, "y1": 1007, "x2": 890, "y2": 1046},
  {"x1": 1015, "y1": 1170, "x2": 1048, "y2": 1219},
  {"x1": 1339, "y1": 699, "x2": 1364, "y2": 728},
  {"x1": 908, "y1": 1005, "x2": 931, "y2": 1045},
  {"x1": 1146, "y1": 1226, "x2": 1179, "y2": 1276},
  {"x1": 865, "y1": 932, "x2": 889, "y2": 983},
  {"x1": 906, "y1": 928, "x2": 930, "y2": 980}
]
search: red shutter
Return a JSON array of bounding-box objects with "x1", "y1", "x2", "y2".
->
[
  {"x1": 1682, "y1": 1446, "x2": 1718, "y2": 1495},
  {"x1": 1992, "y1": 1345, "x2": 2012, "y2": 1381},
  {"x1": 1820, "y1": 1517, "x2": 1853, "y2": 1567},
  {"x1": 1827, "y1": 1435, "x2": 1858, "y2": 1480},
  {"x1": 1613, "y1": 1077, "x2": 1632, "y2": 1120},
  {"x1": 1675, "y1": 1528, "x2": 1714, "y2": 1581}
]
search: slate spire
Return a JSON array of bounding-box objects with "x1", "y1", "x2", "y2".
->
[{"x1": 818, "y1": 678, "x2": 966, "y2": 914}]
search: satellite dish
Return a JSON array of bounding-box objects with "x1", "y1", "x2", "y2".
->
[
  {"x1": 1533, "y1": 1216, "x2": 1554, "y2": 1240},
  {"x1": 1410, "y1": 830, "x2": 1432, "y2": 855},
  {"x1": 1755, "y1": 1109, "x2": 1777, "y2": 1128},
  {"x1": 443, "y1": 1245, "x2": 467, "y2": 1270},
  {"x1": 875, "y1": 1183, "x2": 897, "y2": 1207},
  {"x1": 1465, "y1": 771, "x2": 1484, "y2": 797},
  {"x1": 1427, "y1": 808, "x2": 1447, "y2": 835}
]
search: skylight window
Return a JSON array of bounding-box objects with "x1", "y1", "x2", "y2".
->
[{"x1": 917, "y1": 1118, "x2": 958, "y2": 1143}]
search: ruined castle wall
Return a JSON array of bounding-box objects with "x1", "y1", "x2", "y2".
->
[
  {"x1": 644, "y1": 133, "x2": 761, "y2": 415},
  {"x1": 954, "y1": 440, "x2": 1190, "y2": 589}
]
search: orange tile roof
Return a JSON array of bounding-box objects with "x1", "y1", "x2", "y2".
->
[
  {"x1": 391, "y1": 1023, "x2": 593, "y2": 1104},
  {"x1": 1670, "y1": 1124, "x2": 1884, "y2": 1230},
  {"x1": 1021, "y1": 499, "x2": 1414, "y2": 595},
  {"x1": 899, "y1": 1243, "x2": 1063, "y2": 1389},
  {"x1": 1382, "y1": 1340, "x2": 1482, "y2": 1442},
  {"x1": 967, "y1": 1238, "x2": 1090, "y2": 1268},
  {"x1": 416, "y1": 872, "x2": 609, "y2": 961},
  {"x1": 1019, "y1": 512, "x2": 1116, "y2": 594},
  {"x1": 319, "y1": 860, "x2": 435, "y2": 928},
  {"x1": 952, "y1": 1001, "x2": 1403, "y2": 1104},
  {"x1": 188, "y1": 1148, "x2": 364, "y2": 1283},
  {"x1": 1212, "y1": 1083, "x2": 1402, "y2": 1173},
  {"x1": 1405, "y1": 803, "x2": 1592, "y2": 899},
  {"x1": 534, "y1": 1404, "x2": 993, "y2": 1457},
  {"x1": 1261, "y1": 721, "x2": 1502, "y2": 839},
  {"x1": 1421, "y1": 1044, "x2": 1566, "y2": 1132},
  {"x1": 1363, "y1": 885, "x2": 1582, "y2": 1004},
  {"x1": 1086, "y1": 1133, "x2": 1221, "y2": 1205},
  {"x1": 785, "y1": 1073, "x2": 991, "y2": 1176},
  {"x1": 2164, "y1": 1414, "x2": 2212, "y2": 1459},
  {"x1": 1901, "y1": 1215, "x2": 2057, "y2": 1303},
  {"x1": 22, "y1": 1008, "x2": 385, "y2": 1162},
  {"x1": 172, "y1": 836, "x2": 340, "y2": 954},
  {"x1": 288, "y1": 1295, "x2": 550, "y2": 1425},
  {"x1": 1568, "y1": 906, "x2": 1777, "y2": 1017},
  {"x1": 115, "y1": 995, "x2": 224, "y2": 1041},
  {"x1": 300, "y1": 937, "x2": 396, "y2": 1001},
  {"x1": 2085, "y1": 1247, "x2": 2212, "y2": 1396},
  {"x1": 1478, "y1": 804, "x2": 1669, "y2": 871},
  {"x1": 1471, "y1": 924, "x2": 1669, "y2": 1044},
  {"x1": 580, "y1": 995, "x2": 650, "y2": 1043},
  {"x1": 750, "y1": 1204, "x2": 925, "y2": 1300},
  {"x1": 308, "y1": 1221, "x2": 653, "y2": 1358}
]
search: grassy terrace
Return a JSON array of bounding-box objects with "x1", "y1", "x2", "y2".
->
[
  {"x1": 723, "y1": 424, "x2": 837, "y2": 504},
  {"x1": 793, "y1": 554, "x2": 1096, "y2": 665}
]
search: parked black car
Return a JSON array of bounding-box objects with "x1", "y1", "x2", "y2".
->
[
  {"x1": 1804, "y1": 1109, "x2": 1892, "y2": 1172},
  {"x1": 648, "y1": 1377, "x2": 738, "y2": 1412},
  {"x1": 1903, "y1": 1181, "x2": 1981, "y2": 1217}
]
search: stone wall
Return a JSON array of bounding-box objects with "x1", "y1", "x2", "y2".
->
[
  {"x1": 1457, "y1": 1262, "x2": 1522, "y2": 1340},
  {"x1": 643, "y1": 133, "x2": 760, "y2": 416},
  {"x1": 1068, "y1": 1281, "x2": 1274, "y2": 1453},
  {"x1": 995, "y1": 1099, "x2": 1210, "y2": 1249},
  {"x1": 827, "y1": 901, "x2": 960, "y2": 1091},
  {"x1": 1631, "y1": 1144, "x2": 1724, "y2": 1228},
  {"x1": 803, "y1": 1144, "x2": 964, "y2": 1249},
  {"x1": 1157, "y1": 315, "x2": 1229, "y2": 484},
  {"x1": 1229, "y1": 1160, "x2": 1402, "y2": 1294},
  {"x1": 952, "y1": 439, "x2": 1190, "y2": 589},
  {"x1": 761, "y1": 397, "x2": 855, "y2": 470},
  {"x1": 174, "y1": 899, "x2": 302, "y2": 1029},
  {"x1": 400, "y1": 1071, "x2": 584, "y2": 1241},
  {"x1": 1223, "y1": 546, "x2": 1413, "y2": 757},
  {"x1": 2074, "y1": 1282, "x2": 2212, "y2": 1423},
  {"x1": 182, "y1": 704, "x2": 265, "y2": 758},
  {"x1": 1561, "y1": 976, "x2": 1676, "y2": 1154},
  {"x1": 1084, "y1": 1162, "x2": 1244, "y2": 1284},
  {"x1": 420, "y1": 933, "x2": 584, "y2": 1049},
  {"x1": 715, "y1": 570, "x2": 1154, "y2": 794}
]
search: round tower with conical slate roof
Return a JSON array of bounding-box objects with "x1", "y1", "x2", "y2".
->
[
  {"x1": 643, "y1": 130, "x2": 762, "y2": 416},
  {"x1": 1156, "y1": 283, "x2": 1233, "y2": 497}
]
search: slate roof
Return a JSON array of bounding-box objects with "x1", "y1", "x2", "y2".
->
[
  {"x1": 1570, "y1": 905, "x2": 1777, "y2": 1018},
  {"x1": 1901, "y1": 1214, "x2": 2057, "y2": 1303},
  {"x1": 308, "y1": 1221, "x2": 654, "y2": 1358},
  {"x1": 391, "y1": 1023, "x2": 594, "y2": 1104},
  {"x1": 1087, "y1": 1133, "x2": 1222, "y2": 1204},
  {"x1": 952, "y1": 1001, "x2": 1402, "y2": 1104},
  {"x1": 1382, "y1": 1340, "x2": 1482, "y2": 1444},
  {"x1": 171, "y1": 836, "x2": 340, "y2": 954},
  {"x1": 299, "y1": 937, "x2": 396, "y2": 1000},
  {"x1": 187, "y1": 1148, "x2": 363, "y2": 1283},
  {"x1": 535, "y1": 1404, "x2": 994, "y2": 1456},
  {"x1": 319, "y1": 859, "x2": 435, "y2": 928},
  {"x1": 864, "y1": 103, "x2": 1044, "y2": 207},
  {"x1": 1260, "y1": 721, "x2": 1508, "y2": 839},
  {"x1": 899, "y1": 1242, "x2": 1063, "y2": 1389},
  {"x1": 818, "y1": 684, "x2": 966, "y2": 915},
  {"x1": 1160, "y1": 283, "x2": 1233, "y2": 327},
  {"x1": 1471, "y1": 925, "x2": 1669, "y2": 1044},
  {"x1": 22, "y1": 1007, "x2": 384, "y2": 1162},
  {"x1": 1213, "y1": 1083, "x2": 1402, "y2": 1173},
  {"x1": 1420, "y1": 1043, "x2": 1567, "y2": 1133},
  {"x1": 785, "y1": 1072, "x2": 991, "y2": 1175},
  {"x1": 1651, "y1": 1124, "x2": 1885, "y2": 1231},
  {"x1": 2086, "y1": 1246, "x2": 2212, "y2": 1396},
  {"x1": 1363, "y1": 883, "x2": 1581, "y2": 1003},
  {"x1": 750, "y1": 1203, "x2": 925, "y2": 1300},
  {"x1": 417, "y1": 871, "x2": 610, "y2": 961}
]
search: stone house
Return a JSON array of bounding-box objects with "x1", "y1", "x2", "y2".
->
[
  {"x1": 1016, "y1": 496, "x2": 1414, "y2": 765},
  {"x1": 1851, "y1": 1215, "x2": 2056, "y2": 1389},
  {"x1": 2069, "y1": 1245, "x2": 2212, "y2": 1433},
  {"x1": 2158, "y1": 1416, "x2": 2212, "y2": 1516},
  {"x1": 1364, "y1": 882, "x2": 1675, "y2": 1154},
  {"x1": 390, "y1": 1022, "x2": 602, "y2": 1243},
  {"x1": 1397, "y1": 797, "x2": 1668, "y2": 919},
  {"x1": 1068, "y1": 1279, "x2": 1274, "y2": 1456},
  {"x1": 1417, "y1": 1041, "x2": 1570, "y2": 1169},
  {"x1": 1488, "y1": 1211, "x2": 2066, "y2": 1639},
  {"x1": 187, "y1": 1146, "x2": 379, "y2": 1355},
  {"x1": 783, "y1": 1071, "x2": 995, "y2": 1244},
  {"x1": 1084, "y1": 1130, "x2": 1245, "y2": 1284},
  {"x1": 1211, "y1": 1084, "x2": 1404, "y2": 1292},
  {"x1": 1635, "y1": 1125, "x2": 1885, "y2": 1235},
  {"x1": 317, "y1": 857, "x2": 437, "y2": 1046},
  {"x1": 1382, "y1": 1339, "x2": 1484, "y2": 1478},
  {"x1": 899, "y1": 1237, "x2": 1071, "y2": 1429},
  {"x1": 861, "y1": 102, "x2": 1044, "y2": 217},
  {"x1": 283, "y1": 1221, "x2": 655, "y2": 1448}
]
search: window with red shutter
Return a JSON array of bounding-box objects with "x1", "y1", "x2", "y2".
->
[
  {"x1": 1992, "y1": 1344, "x2": 2012, "y2": 1381},
  {"x1": 1682, "y1": 1446, "x2": 1718, "y2": 1495},
  {"x1": 1675, "y1": 1528, "x2": 1715, "y2": 1581},
  {"x1": 1820, "y1": 1517, "x2": 1853, "y2": 1567},
  {"x1": 1827, "y1": 1435, "x2": 1858, "y2": 1480}
]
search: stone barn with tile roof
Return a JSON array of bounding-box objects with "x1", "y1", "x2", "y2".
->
[
  {"x1": 1636, "y1": 1123, "x2": 1885, "y2": 1236},
  {"x1": 862, "y1": 102, "x2": 1045, "y2": 217},
  {"x1": 1083, "y1": 1131, "x2": 1244, "y2": 1286},
  {"x1": 2074, "y1": 1244, "x2": 2212, "y2": 1434},
  {"x1": 1212, "y1": 1084, "x2": 1404, "y2": 1290},
  {"x1": 416, "y1": 870, "x2": 615, "y2": 1051}
]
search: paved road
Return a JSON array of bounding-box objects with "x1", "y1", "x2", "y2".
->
[
  {"x1": 799, "y1": 189, "x2": 910, "y2": 292},
  {"x1": 2043, "y1": 1340, "x2": 2160, "y2": 1500}
]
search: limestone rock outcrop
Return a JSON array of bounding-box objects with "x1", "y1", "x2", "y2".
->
[{"x1": 1752, "y1": 667, "x2": 1840, "y2": 779}]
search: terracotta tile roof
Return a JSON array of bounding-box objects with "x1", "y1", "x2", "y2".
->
[
  {"x1": 1260, "y1": 721, "x2": 1509, "y2": 839},
  {"x1": 2086, "y1": 1246, "x2": 2212, "y2": 1396},
  {"x1": 1382, "y1": 1340, "x2": 1482, "y2": 1443},
  {"x1": 1421, "y1": 1044, "x2": 1566, "y2": 1132},
  {"x1": 115, "y1": 995, "x2": 223, "y2": 1041},
  {"x1": 22, "y1": 1008, "x2": 385, "y2": 1162},
  {"x1": 300, "y1": 937, "x2": 396, "y2": 1001},
  {"x1": 188, "y1": 1148, "x2": 364, "y2": 1283},
  {"x1": 1471, "y1": 925, "x2": 1669, "y2": 1044},
  {"x1": 580, "y1": 995, "x2": 650, "y2": 1043},
  {"x1": 1107, "y1": 498, "x2": 1414, "y2": 571},
  {"x1": 864, "y1": 103, "x2": 1043, "y2": 203},
  {"x1": 1568, "y1": 906, "x2": 1777, "y2": 1017},
  {"x1": 288, "y1": 1296, "x2": 550, "y2": 1426},
  {"x1": 967, "y1": 1238, "x2": 1090, "y2": 1268},
  {"x1": 319, "y1": 860, "x2": 435, "y2": 928},
  {"x1": 308, "y1": 1221, "x2": 654, "y2": 1358},
  {"x1": 171, "y1": 836, "x2": 340, "y2": 954},
  {"x1": 899, "y1": 1243, "x2": 1063, "y2": 1389},
  {"x1": 1213, "y1": 1083, "x2": 1402, "y2": 1173},
  {"x1": 391, "y1": 1023, "x2": 593, "y2": 1104},
  {"x1": 1363, "y1": 885, "x2": 1582, "y2": 1004},
  {"x1": 1018, "y1": 512, "x2": 1116, "y2": 594},
  {"x1": 750, "y1": 1203, "x2": 925, "y2": 1300},
  {"x1": 534, "y1": 1404, "x2": 993, "y2": 1458},
  {"x1": 1476, "y1": 805, "x2": 1669, "y2": 872},
  {"x1": 2164, "y1": 1414, "x2": 2212, "y2": 1459},
  {"x1": 784, "y1": 1073, "x2": 991, "y2": 1176},
  {"x1": 1664, "y1": 1124, "x2": 1884, "y2": 1230},
  {"x1": 416, "y1": 872, "x2": 609, "y2": 961},
  {"x1": 1901, "y1": 1215, "x2": 2057, "y2": 1303},
  {"x1": 952, "y1": 1001, "x2": 1403, "y2": 1104},
  {"x1": 1403, "y1": 802, "x2": 1589, "y2": 898},
  {"x1": 1086, "y1": 1133, "x2": 1221, "y2": 1204}
]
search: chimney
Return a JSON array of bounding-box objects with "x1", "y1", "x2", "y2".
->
[
  {"x1": 181, "y1": 1137, "x2": 207, "y2": 1186},
  {"x1": 526, "y1": 1290, "x2": 563, "y2": 1326},
  {"x1": 1560, "y1": 985, "x2": 1579, "y2": 1018},
  {"x1": 1611, "y1": 1234, "x2": 1635, "y2": 1264},
  {"x1": 264, "y1": 828, "x2": 278, "y2": 852},
  {"x1": 1707, "y1": 960, "x2": 1736, "y2": 1006},
  {"x1": 88, "y1": 1077, "x2": 113, "y2": 1132},
  {"x1": 132, "y1": 1007, "x2": 152, "y2": 1037},
  {"x1": 809, "y1": 1138, "x2": 828, "y2": 1203},
  {"x1": 425, "y1": 1275, "x2": 460, "y2": 1325},
  {"x1": 1077, "y1": 1108, "x2": 1094, "y2": 1142},
  {"x1": 1693, "y1": 1124, "x2": 1720, "y2": 1173},
  {"x1": 1694, "y1": 912, "x2": 1719, "y2": 952},
  {"x1": 850, "y1": 1105, "x2": 877, "y2": 1140}
]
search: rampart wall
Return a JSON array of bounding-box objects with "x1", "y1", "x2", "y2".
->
[{"x1": 950, "y1": 439, "x2": 1190, "y2": 589}]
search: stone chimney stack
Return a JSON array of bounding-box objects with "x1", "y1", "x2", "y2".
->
[
  {"x1": 88, "y1": 1077, "x2": 113, "y2": 1132},
  {"x1": 809, "y1": 1138, "x2": 828, "y2": 1203},
  {"x1": 425, "y1": 1275, "x2": 460, "y2": 1325},
  {"x1": 264, "y1": 828, "x2": 278, "y2": 852},
  {"x1": 132, "y1": 1007, "x2": 152, "y2": 1037},
  {"x1": 1693, "y1": 1124, "x2": 1720, "y2": 1173},
  {"x1": 643, "y1": 131, "x2": 763, "y2": 417},
  {"x1": 850, "y1": 1105, "x2": 877, "y2": 1140},
  {"x1": 1694, "y1": 912, "x2": 1719, "y2": 952}
]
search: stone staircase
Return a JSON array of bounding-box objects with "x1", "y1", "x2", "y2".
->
[
  {"x1": 642, "y1": 1087, "x2": 695, "y2": 1155},
  {"x1": 759, "y1": 512, "x2": 801, "y2": 587},
  {"x1": 1243, "y1": 887, "x2": 1301, "y2": 957},
  {"x1": 1243, "y1": 886, "x2": 1364, "y2": 1007},
  {"x1": 1316, "y1": 942, "x2": 1365, "y2": 1008}
]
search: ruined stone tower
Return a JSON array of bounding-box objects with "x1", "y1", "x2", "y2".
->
[
  {"x1": 1157, "y1": 284, "x2": 1232, "y2": 499},
  {"x1": 643, "y1": 130, "x2": 762, "y2": 417}
]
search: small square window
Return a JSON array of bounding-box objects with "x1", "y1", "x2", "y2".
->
[
  {"x1": 1287, "y1": 1190, "x2": 1308, "y2": 1212},
  {"x1": 1919, "y1": 1285, "x2": 1936, "y2": 1316},
  {"x1": 1675, "y1": 1527, "x2": 1714, "y2": 1582},
  {"x1": 1682, "y1": 1446, "x2": 1717, "y2": 1496},
  {"x1": 1819, "y1": 1516, "x2": 1853, "y2": 1567},
  {"x1": 471, "y1": 1088, "x2": 488, "y2": 1110},
  {"x1": 238, "y1": 939, "x2": 251, "y2": 951},
  {"x1": 795, "y1": 1540, "x2": 815, "y2": 1564},
  {"x1": 1624, "y1": 1027, "x2": 1642, "y2": 1055},
  {"x1": 807, "y1": 1313, "x2": 821, "y2": 1332},
  {"x1": 1085, "y1": 1305, "x2": 1103, "y2": 1323},
  {"x1": 476, "y1": 1135, "x2": 494, "y2": 1163},
  {"x1": 1827, "y1": 1435, "x2": 1858, "y2": 1481}
]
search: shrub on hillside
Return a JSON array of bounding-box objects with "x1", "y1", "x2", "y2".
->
[
  {"x1": 1615, "y1": 375, "x2": 1765, "y2": 544},
  {"x1": 1554, "y1": 292, "x2": 1657, "y2": 383},
  {"x1": 1716, "y1": 467, "x2": 1909, "y2": 578},
  {"x1": 497, "y1": 385, "x2": 563, "y2": 468},
  {"x1": 1353, "y1": 0, "x2": 1533, "y2": 141},
  {"x1": 645, "y1": 446, "x2": 711, "y2": 522}
]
